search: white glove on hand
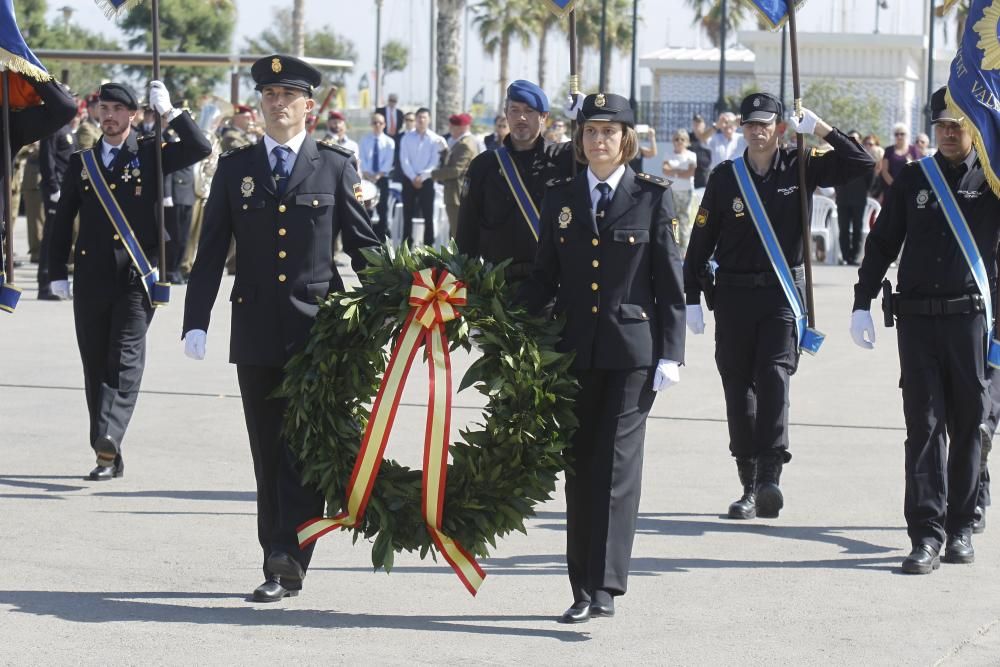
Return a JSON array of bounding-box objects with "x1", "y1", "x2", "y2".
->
[
  {"x1": 184, "y1": 329, "x2": 207, "y2": 360},
  {"x1": 163, "y1": 196, "x2": 174, "y2": 208},
  {"x1": 49, "y1": 190, "x2": 60, "y2": 203},
  {"x1": 850, "y1": 310, "x2": 876, "y2": 349},
  {"x1": 50, "y1": 279, "x2": 70, "y2": 299},
  {"x1": 652, "y1": 359, "x2": 680, "y2": 392},
  {"x1": 566, "y1": 92, "x2": 584, "y2": 117},
  {"x1": 149, "y1": 80, "x2": 173, "y2": 117},
  {"x1": 686, "y1": 304, "x2": 705, "y2": 334},
  {"x1": 788, "y1": 106, "x2": 819, "y2": 135}
]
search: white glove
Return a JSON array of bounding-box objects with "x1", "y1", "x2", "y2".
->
[
  {"x1": 788, "y1": 106, "x2": 819, "y2": 135},
  {"x1": 686, "y1": 304, "x2": 705, "y2": 335},
  {"x1": 850, "y1": 309, "x2": 876, "y2": 349},
  {"x1": 49, "y1": 190, "x2": 60, "y2": 203},
  {"x1": 163, "y1": 196, "x2": 174, "y2": 208},
  {"x1": 50, "y1": 279, "x2": 70, "y2": 299},
  {"x1": 149, "y1": 80, "x2": 173, "y2": 117},
  {"x1": 184, "y1": 329, "x2": 207, "y2": 360},
  {"x1": 652, "y1": 359, "x2": 680, "y2": 392},
  {"x1": 566, "y1": 92, "x2": 584, "y2": 117}
]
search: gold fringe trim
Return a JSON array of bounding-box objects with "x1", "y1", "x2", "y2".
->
[
  {"x1": 946, "y1": 86, "x2": 1000, "y2": 199},
  {"x1": 544, "y1": 0, "x2": 579, "y2": 19},
  {"x1": 94, "y1": 0, "x2": 145, "y2": 20},
  {"x1": 0, "y1": 47, "x2": 50, "y2": 82},
  {"x1": 748, "y1": 0, "x2": 809, "y2": 32}
]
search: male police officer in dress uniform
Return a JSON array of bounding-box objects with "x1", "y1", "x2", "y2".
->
[
  {"x1": 850, "y1": 87, "x2": 1000, "y2": 573},
  {"x1": 685, "y1": 92, "x2": 873, "y2": 520},
  {"x1": 456, "y1": 80, "x2": 575, "y2": 283},
  {"x1": 182, "y1": 55, "x2": 380, "y2": 603},
  {"x1": 47, "y1": 81, "x2": 211, "y2": 479}
]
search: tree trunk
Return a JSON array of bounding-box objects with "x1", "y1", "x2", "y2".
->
[
  {"x1": 436, "y1": 0, "x2": 464, "y2": 132},
  {"x1": 499, "y1": 36, "x2": 510, "y2": 114},
  {"x1": 292, "y1": 0, "x2": 305, "y2": 57},
  {"x1": 538, "y1": 23, "x2": 549, "y2": 90}
]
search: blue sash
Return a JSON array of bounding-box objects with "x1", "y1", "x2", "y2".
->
[
  {"x1": 918, "y1": 156, "x2": 1000, "y2": 368},
  {"x1": 495, "y1": 147, "x2": 541, "y2": 241},
  {"x1": 0, "y1": 271, "x2": 21, "y2": 313},
  {"x1": 732, "y1": 157, "x2": 824, "y2": 354},
  {"x1": 80, "y1": 149, "x2": 169, "y2": 307}
]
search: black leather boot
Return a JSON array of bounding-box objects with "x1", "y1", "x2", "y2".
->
[
  {"x1": 756, "y1": 452, "x2": 785, "y2": 519},
  {"x1": 727, "y1": 458, "x2": 757, "y2": 519}
]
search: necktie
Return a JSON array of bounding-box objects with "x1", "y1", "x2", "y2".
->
[
  {"x1": 388, "y1": 110, "x2": 395, "y2": 136},
  {"x1": 106, "y1": 146, "x2": 120, "y2": 169},
  {"x1": 595, "y1": 182, "x2": 612, "y2": 221},
  {"x1": 372, "y1": 137, "x2": 381, "y2": 174},
  {"x1": 272, "y1": 145, "x2": 291, "y2": 196}
]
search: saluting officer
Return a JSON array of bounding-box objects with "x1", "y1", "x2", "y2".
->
[
  {"x1": 47, "y1": 81, "x2": 210, "y2": 480},
  {"x1": 850, "y1": 87, "x2": 1000, "y2": 573},
  {"x1": 182, "y1": 55, "x2": 380, "y2": 603},
  {"x1": 523, "y1": 93, "x2": 685, "y2": 624},
  {"x1": 456, "y1": 79, "x2": 575, "y2": 283},
  {"x1": 685, "y1": 93, "x2": 873, "y2": 520}
]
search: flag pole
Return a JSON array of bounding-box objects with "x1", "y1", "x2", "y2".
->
[
  {"x1": 787, "y1": 1, "x2": 816, "y2": 329},
  {"x1": 151, "y1": 0, "x2": 167, "y2": 285},
  {"x1": 568, "y1": 8, "x2": 578, "y2": 176},
  {"x1": 1, "y1": 68, "x2": 13, "y2": 289}
]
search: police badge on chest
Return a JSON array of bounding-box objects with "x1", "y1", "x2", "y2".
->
[
  {"x1": 732, "y1": 197, "x2": 745, "y2": 218},
  {"x1": 916, "y1": 189, "x2": 930, "y2": 209}
]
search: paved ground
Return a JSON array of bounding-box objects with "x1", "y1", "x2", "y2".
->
[{"x1": 3, "y1": 222, "x2": 1000, "y2": 666}]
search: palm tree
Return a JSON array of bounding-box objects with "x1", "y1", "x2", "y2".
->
[
  {"x1": 436, "y1": 0, "x2": 466, "y2": 130},
  {"x1": 575, "y1": 0, "x2": 633, "y2": 92},
  {"x1": 473, "y1": 0, "x2": 535, "y2": 110},
  {"x1": 292, "y1": 0, "x2": 305, "y2": 56},
  {"x1": 683, "y1": 0, "x2": 764, "y2": 47},
  {"x1": 526, "y1": 4, "x2": 564, "y2": 90}
]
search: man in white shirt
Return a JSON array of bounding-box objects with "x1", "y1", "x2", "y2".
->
[
  {"x1": 399, "y1": 107, "x2": 447, "y2": 246},
  {"x1": 358, "y1": 111, "x2": 396, "y2": 239},
  {"x1": 703, "y1": 112, "x2": 746, "y2": 170}
]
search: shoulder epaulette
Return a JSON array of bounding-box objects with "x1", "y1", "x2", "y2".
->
[
  {"x1": 636, "y1": 172, "x2": 668, "y2": 187},
  {"x1": 546, "y1": 175, "x2": 574, "y2": 188},
  {"x1": 220, "y1": 143, "x2": 254, "y2": 159},
  {"x1": 318, "y1": 141, "x2": 355, "y2": 158}
]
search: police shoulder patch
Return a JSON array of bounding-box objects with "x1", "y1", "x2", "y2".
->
[
  {"x1": 810, "y1": 147, "x2": 830, "y2": 158},
  {"x1": 636, "y1": 172, "x2": 668, "y2": 187},
  {"x1": 546, "y1": 176, "x2": 574, "y2": 188},
  {"x1": 695, "y1": 206, "x2": 709, "y2": 227},
  {"x1": 220, "y1": 143, "x2": 254, "y2": 159},
  {"x1": 319, "y1": 141, "x2": 356, "y2": 158}
]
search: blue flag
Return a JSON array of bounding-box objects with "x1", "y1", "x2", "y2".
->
[
  {"x1": 947, "y1": 0, "x2": 1000, "y2": 197},
  {"x1": 544, "y1": 0, "x2": 578, "y2": 17},
  {"x1": 95, "y1": 0, "x2": 146, "y2": 19},
  {"x1": 745, "y1": 0, "x2": 806, "y2": 31},
  {"x1": 0, "y1": 0, "x2": 49, "y2": 82}
]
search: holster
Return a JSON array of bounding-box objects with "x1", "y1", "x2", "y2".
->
[
  {"x1": 881, "y1": 279, "x2": 894, "y2": 328},
  {"x1": 698, "y1": 261, "x2": 717, "y2": 311}
]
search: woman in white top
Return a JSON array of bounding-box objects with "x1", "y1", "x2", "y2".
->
[{"x1": 661, "y1": 129, "x2": 697, "y2": 254}]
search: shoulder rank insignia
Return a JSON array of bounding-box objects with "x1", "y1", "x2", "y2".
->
[
  {"x1": 546, "y1": 176, "x2": 574, "y2": 188},
  {"x1": 558, "y1": 206, "x2": 572, "y2": 228},
  {"x1": 318, "y1": 141, "x2": 356, "y2": 158},
  {"x1": 241, "y1": 176, "x2": 255, "y2": 198},
  {"x1": 353, "y1": 182, "x2": 364, "y2": 203},
  {"x1": 221, "y1": 143, "x2": 253, "y2": 159},
  {"x1": 636, "y1": 172, "x2": 668, "y2": 187}
]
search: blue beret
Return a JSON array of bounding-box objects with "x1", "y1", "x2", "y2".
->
[{"x1": 506, "y1": 80, "x2": 549, "y2": 113}]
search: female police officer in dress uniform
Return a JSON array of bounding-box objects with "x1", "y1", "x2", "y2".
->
[{"x1": 522, "y1": 93, "x2": 686, "y2": 623}]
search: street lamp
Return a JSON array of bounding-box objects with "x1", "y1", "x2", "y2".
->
[
  {"x1": 375, "y1": 0, "x2": 383, "y2": 107},
  {"x1": 874, "y1": 0, "x2": 889, "y2": 34},
  {"x1": 59, "y1": 6, "x2": 75, "y2": 35}
]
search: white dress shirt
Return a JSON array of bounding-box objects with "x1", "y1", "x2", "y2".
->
[
  {"x1": 400, "y1": 129, "x2": 447, "y2": 181},
  {"x1": 263, "y1": 130, "x2": 307, "y2": 172},
  {"x1": 101, "y1": 138, "x2": 125, "y2": 168},
  {"x1": 358, "y1": 131, "x2": 396, "y2": 176},
  {"x1": 587, "y1": 164, "x2": 627, "y2": 212}
]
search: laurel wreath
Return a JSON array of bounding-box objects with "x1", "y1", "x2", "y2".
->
[{"x1": 280, "y1": 244, "x2": 578, "y2": 571}]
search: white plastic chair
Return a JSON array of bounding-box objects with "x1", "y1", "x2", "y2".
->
[
  {"x1": 860, "y1": 196, "x2": 881, "y2": 255},
  {"x1": 810, "y1": 194, "x2": 838, "y2": 265}
]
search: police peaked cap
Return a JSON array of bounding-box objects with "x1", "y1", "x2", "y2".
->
[
  {"x1": 577, "y1": 93, "x2": 635, "y2": 128},
  {"x1": 251, "y1": 54, "x2": 322, "y2": 95},
  {"x1": 506, "y1": 79, "x2": 549, "y2": 113},
  {"x1": 98, "y1": 83, "x2": 139, "y2": 110},
  {"x1": 930, "y1": 86, "x2": 964, "y2": 124},
  {"x1": 740, "y1": 92, "x2": 782, "y2": 124}
]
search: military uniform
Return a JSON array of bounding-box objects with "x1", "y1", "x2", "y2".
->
[
  {"x1": 523, "y1": 93, "x2": 685, "y2": 623},
  {"x1": 183, "y1": 54, "x2": 381, "y2": 601},
  {"x1": 47, "y1": 82, "x2": 211, "y2": 477},
  {"x1": 20, "y1": 144, "x2": 42, "y2": 263},
  {"x1": 37, "y1": 122, "x2": 76, "y2": 297}
]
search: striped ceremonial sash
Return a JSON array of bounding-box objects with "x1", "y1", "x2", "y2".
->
[{"x1": 495, "y1": 147, "x2": 541, "y2": 241}]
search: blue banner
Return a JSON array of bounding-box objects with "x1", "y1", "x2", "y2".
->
[
  {"x1": 95, "y1": 0, "x2": 145, "y2": 19},
  {"x1": 544, "y1": 0, "x2": 578, "y2": 17},
  {"x1": 0, "y1": 0, "x2": 48, "y2": 82},
  {"x1": 947, "y1": 0, "x2": 1000, "y2": 198},
  {"x1": 745, "y1": 0, "x2": 806, "y2": 31},
  {"x1": 0, "y1": 271, "x2": 20, "y2": 313}
]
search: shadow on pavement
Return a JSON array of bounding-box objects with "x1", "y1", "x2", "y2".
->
[
  {"x1": 0, "y1": 590, "x2": 589, "y2": 642},
  {"x1": 92, "y1": 490, "x2": 256, "y2": 502},
  {"x1": 0, "y1": 476, "x2": 88, "y2": 493}
]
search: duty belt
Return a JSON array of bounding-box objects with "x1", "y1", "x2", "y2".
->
[
  {"x1": 891, "y1": 293, "x2": 985, "y2": 317},
  {"x1": 715, "y1": 266, "x2": 805, "y2": 288}
]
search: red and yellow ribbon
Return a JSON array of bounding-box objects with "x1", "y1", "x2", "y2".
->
[{"x1": 297, "y1": 268, "x2": 486, "y2": 595}]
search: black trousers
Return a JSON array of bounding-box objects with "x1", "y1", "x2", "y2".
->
[
  {"x1": 713, "y1": 284, "x2": 799, "y2": 459},
  {"x1": 979, "y1": 366, "x2": 1000, "y2": 508},
  {"x1": 837, "y1": 201, "x2": 865, "y2": 264},
  {"x1": 73, "y1": 272, "x2": 154, "y2": 456},
  {"x1": 35, "y1": 199, "x2": 58, "y2": 291},
  {"x1": 165, "y1": 204, "x2": 193, "y2": 278},
  {"x1": 374, "y1": 176, "x2": 390, "y2": 240},
  {"x1": 897, "y1": 313, "x2": 986, "y2": 549},
  {"x1": 236, "y1": 364, "x2": 325, "y2": 586},
  {"x1": 401, "y1": 178, "x2": 435, "y2": 246},
  {"x1": 566, "y1": 367, "x2": 655, "y2": 602}
]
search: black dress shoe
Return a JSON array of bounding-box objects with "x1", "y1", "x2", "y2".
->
[
  {"x1": 974, "y1": 506, "x2": 987, "y2": 534},
  {"x1": 88, "y1": 460, "x2": 124, "y2": 481},
  {"x1": 901, "y1": 543, "x2": 940, "y2": 574},
  {"x1": 589, "y1": 601, "x2": 615, "y2": 618},
  {"x1": 559, "y1": 601, "x2": 590, "y2": 624},
  {"x1": 267, "y1": 552, "x2": 306, "y2": 580},
  {"x1": 943, "y1": 534, "x2": 975, "y2": 564},
  {"x1": 251, "y1": 578, "x2": 299, "y2": 603}
]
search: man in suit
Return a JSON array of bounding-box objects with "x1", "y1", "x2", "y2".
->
[
  {"x1": 358, "y1": 111, "x2": 395, "y2": 239},
  {"x1": 431, "y1": 112, "x2": 478, "y2": 239},
  {"x1": 47, "y1": 81, "x2": 211, "y2": 480},
  {"x1": 182, "y1": 54, "x2": 380, "y2": 603},
  {"x1": 36, "y1": 120, "x2": 77, "y2": 300},
  {"x1": 377, "y1": 93, "x2": 405, "y2": 183}
]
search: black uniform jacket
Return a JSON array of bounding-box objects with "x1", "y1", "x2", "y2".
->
[
  {"x1": 854, "y1": 151, "x2": 1000, "y2": 310},
  {"x1": 39, "y1": 123, "x2": 75, "y2": 198},
  {"x1": 456, "y1": 134, "x2": 575, "y2": 279},
  {"x1": 47, "y1": 112, "x2": 212, "y2": 295},
  {"x1": 684, "y1": 129, "x2": 874, "y2": 304},
  {"x1": 183, "y1": 136, "x2": 381, "y2": 368},
  {"x1": 524, "y1": 167, "x2": 686, "y2": 370}
]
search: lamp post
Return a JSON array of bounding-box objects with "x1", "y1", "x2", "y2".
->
[
  {"x1": 59, "y1": 6, "x2": 74, "y2": 83},
  {"x1": 874, "y1": 0, "x2": 888, "y2": 34},
  {"x1": 629, "y1": 0, "x2": 638, "y2": 114},
  {"x1": 716, "y1": 0, "x2": 727, "y2": 114},
  {"x1": 375, "y1": 0, "x2": 383, "y2": 107},
  {"x1": 599, "y1": 0, "x2": 608, "y2": 91},
  {"x1": 925, "y1": 0, "x2": 935, "y2": 135}
]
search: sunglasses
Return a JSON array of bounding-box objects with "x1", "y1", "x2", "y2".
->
[{"x1": 894, "y1": 132, "x2": 906, "y2": 137}]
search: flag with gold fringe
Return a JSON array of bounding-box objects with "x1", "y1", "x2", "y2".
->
[
  {"x1": 744, "y1": 0, "x2": 807, "y2": 31},
  {"x1": 937, "y1": 0, "x2": 963, "y2": 16},
  {"x1": 0, "y1": 0, "x2": 49, "y2": 84},
  {"x1": 544, "y1": 0, "x2": 578, "y2": 17},
  {"x1": 947, "y1": 0, "x2": 1000, "y2": 197},
  {"x1": 94, "y1": 0, "x2": 145, "y2": 19}
]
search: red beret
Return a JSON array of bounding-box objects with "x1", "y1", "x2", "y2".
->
[
  {"x1": 234, "y1": 104, "x2": 254, "y2": 115},
  {"x1": 85, "y1": 93, "x2": 100, "y2": 105},
  {"x1": 328, "y1": 110, "x2": 345, "y2": 121},
  {"x1": 449, "y1": 112, "x2": 472, "y2": 126}
]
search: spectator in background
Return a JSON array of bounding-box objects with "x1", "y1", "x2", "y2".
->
[
  {"x1": 881, "y1": 122, "x2": 920, "y2": 189},
  {"x1": 546, "y1": 118, "x2": 569, "y2": 144},
  {"x1": 321, "y1": 111, "x2": 359, "y2": 155},
  {"x1": 699, "y1": 111, "x2": 746, "y2": 170},
  {"x1": 862, "y1": 133, "x2": 885, "y2": 199},
  {"x1": 431, "y1": 112, "x2": 479, "y2": 239},
  {"x1": 914, "y1": 132, "x2": 931, "y2": 157},
  {"x1": 358, "y1": 111, "x2": 396, "y2": 240},
  {"x1": 76, "y1": 93, "x2": 101, "y2": 151},
  {"x1": 629, "y1": 124, "x2": 658, "y2": 172},
  {"x1": 662, "y1": 129, "x2": 697, "y2": 255},
  {"x1": 834, "y1": 130, "x2": 874, "y2": 266},
  {"x1": 484, "y1": 113, "x2": 509, "y2": 151},
  {"x1": 399, "y1": 107, "x2": 447, "y2": 246},
  {"x1": 689, "y1": 113, "x2": 712, "y2": 189}
]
